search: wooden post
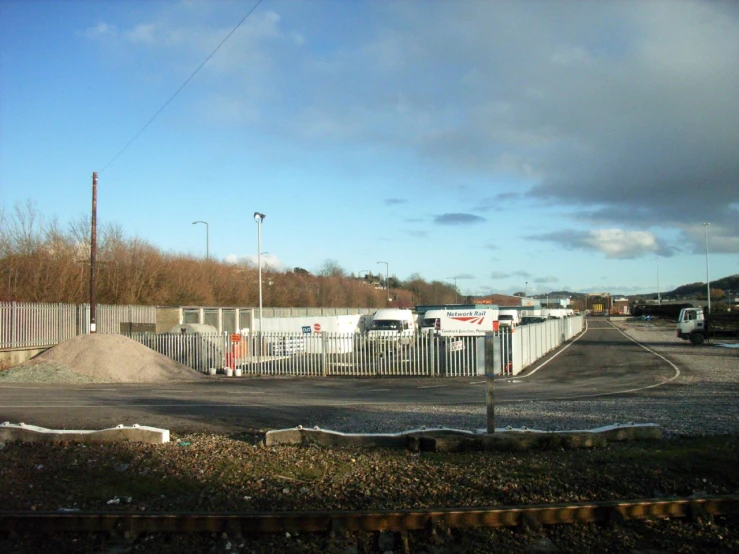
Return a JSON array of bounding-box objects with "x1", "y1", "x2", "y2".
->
[{"x1": 90, "y1": 172, "x2": 98, "y2": 333}]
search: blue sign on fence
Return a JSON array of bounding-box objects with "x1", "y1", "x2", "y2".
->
[{"x1": 302, "y1": 326, "x2": 311, "y2": 334}]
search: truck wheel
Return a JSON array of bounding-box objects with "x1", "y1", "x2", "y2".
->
[{"x1": 690, "y1": 333, "x2": 705, "y2": 345}]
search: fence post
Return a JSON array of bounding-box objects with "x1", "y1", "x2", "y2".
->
[
  {"x1": 11, "y1": 301, "x2": 17, "y2": 349},
  {"x1": 321, "y1": 333, "x2": 328, "y2": 377},
  {"x1": 428, "y1": 333, "x2": 436, "y2": 377},
  {"x1": 484, "y1": 332, "x2": 496, "y2": 434}
]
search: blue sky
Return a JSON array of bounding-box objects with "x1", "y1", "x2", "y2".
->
[{"x1": 1, "y1": 0, "x2": 738, "y2": 298}]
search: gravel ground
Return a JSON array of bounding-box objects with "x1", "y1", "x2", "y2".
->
[
  {"x1": 305, "y1": 319, "x2": 739, "y2": 438},
  {"x1": 1, "y1": 318, "x2": 738, "y2": 553}
]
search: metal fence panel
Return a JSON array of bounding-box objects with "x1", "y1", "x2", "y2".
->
[
  {"x1": 4, "y1": 302, "x2": 585, "y2": 378},
  {"x1": 0, "y1": 302, "x2": 155, "y2": 349}
]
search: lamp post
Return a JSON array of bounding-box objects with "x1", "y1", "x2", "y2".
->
[
  {"x1": 703, "y1": 222, "x2": 711, "y2": 314},
  {"x1": 447, "y1": 277, "x2": 458, "y2": 304},
  {"x1": 656, "y1": 256, "x2": 661, "y2": 305},
  {"x1": 525, "y1": 281, "x2": 528, "y2": 297},
  {"x1": 254, "y1": 213, "x2": 265, "y2": 337},
  {"x1": 192, "y1": 221, "x2": 209, "y2": 260},
  {"x1": 359, "y1": 269, "x2": 369, "y2": 280},
  {"x1": 377, "y1": 261, "x2": 389, "y2": 303}
]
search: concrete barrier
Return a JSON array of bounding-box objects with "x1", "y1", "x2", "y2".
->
[
  {"x1": 265, "y1": 423, "x2": 661, "y2": 452},
  {"x1": 0, "y1": 422, "x2": 170, "y2": 444}
]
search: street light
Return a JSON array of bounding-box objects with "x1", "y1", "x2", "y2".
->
[
  {"x1": 525, "y1": 281, "x2": 528, "y2": 297},
  {"x1": 359, "y1": 269, "x2": 370, "y2": 280},
  {"x1": 656, "y1": 256, "x2": 661, "y2": 305},
  {"x1": 377, "y1": 261, "x2": 389, "y2": 303},
  {"x1": 192, "y1": 221, "x2": 209, "y2": 260},
  {"x1": 254, "y1": 212, "x2": 266, "y2": 337},
  {"x1": 447, "y1": 277, "x2": 458, "y2": 304},
  {"x1": 703, "y1": 222, "x2": 711, "y2": 314}
]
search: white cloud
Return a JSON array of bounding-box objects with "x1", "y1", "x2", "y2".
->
[
  {"x1": 230, "y1": 252, "x2": 285, "y2": 271},
  {"x1": 84, "y1": 22, "x2": 117, "y2": 39},
  {"x1": 585, "y1": 229, "x2": 658, "y2": 258},
  {"x1": 529, "y1": 228, "x2": 670, "y2": 259},
  {"x1": 125, "y1": 23, "x2": 159, "y2": 45}
]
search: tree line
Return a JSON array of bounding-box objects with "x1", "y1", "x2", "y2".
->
[{"x1": 0, "y1": 203, "x2": 460, "y2": 308}]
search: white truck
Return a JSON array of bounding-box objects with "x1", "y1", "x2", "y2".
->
[
  {"x1": 498, "y1": 309, "x2": 522, "y2": 328},
  {"x1": 421, "y1": 308, "x2": 499, "y2": 336},
  {"x1": 677, "y1": 307, "x2": 739, "y2": 345}
]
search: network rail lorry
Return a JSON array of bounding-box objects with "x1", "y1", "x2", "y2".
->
[
  {"x1": 421, "y1": 308, "x2": 499, "y2": 336},
  {"x1": 676, "y1": 307, "x2": 739, "y2": 345}
]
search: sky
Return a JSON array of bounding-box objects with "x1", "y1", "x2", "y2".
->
[{"x1": 1, "y1": 0, "x2": 738, "y2": 298}]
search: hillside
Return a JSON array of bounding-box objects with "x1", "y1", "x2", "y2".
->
[{"x1": 666, "y1": 274, "x2": 739, "y2": 298}]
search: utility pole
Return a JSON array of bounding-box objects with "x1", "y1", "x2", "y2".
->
[
  {"x1": 377, "y1": 262, "x2": 389, "y2": 304},
  {"x1": 90, "y1": 172, "x2": 98, "y2": 334},
  {"x1": 703, "y1": 223, "x2": 711, "y2": 314},
  {"x1": 447, "y1": 277, "x2": 458, "y2": 303}
]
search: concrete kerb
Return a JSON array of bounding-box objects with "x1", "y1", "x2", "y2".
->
[
  {"x1": 0, "y1": 422, "x2": 170, "y2": 444},
  {"x1": 265, "y1": 423, "x2": 662, "y2": 452}
]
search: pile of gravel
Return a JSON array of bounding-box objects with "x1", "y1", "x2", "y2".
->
[{"x1": 0, "y1": 334, "x2": 204, "y2": 384}]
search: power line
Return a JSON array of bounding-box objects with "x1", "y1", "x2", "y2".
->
[{"x1": 99, "y1": 0, "x2": 265, "y2": 174}]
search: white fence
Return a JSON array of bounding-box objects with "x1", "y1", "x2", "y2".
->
[
  {"x1": 126, "y1": 315, "x2": 585, "y2": 377},
  {"x1": 0, "y1": 302, "x2": 156, "y2": 349},
  {"x1": 127, "y1": 330, "x2": 488, "y2": 377},
  {"x1": 511, "y1": 316, "x2": 584, "y2": 370},
  {"x1": 1, "y1": 300, "x2": 584, "y2": 378}
]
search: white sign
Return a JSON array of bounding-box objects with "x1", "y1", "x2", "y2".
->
[{"x1": 450, "y1": 340, "x2": 465, "y2": 352}]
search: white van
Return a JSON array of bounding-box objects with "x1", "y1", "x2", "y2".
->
[
  {"x1": 498, "y1": 309, "x2": 521, "y2": 328},
  {"x1": 542, "y1": 308, "x2": 574, "y2": 319},
  {"x1": 421, "y1": 308, "x2": 499, "y2": 336},
  {"x1": 367, "y1": 308, "x2": 416, "y2": 346}
]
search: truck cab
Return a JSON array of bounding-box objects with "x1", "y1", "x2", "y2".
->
[
  {"x1": 498, "y1": 309, "x2": 521, "y2": 328},
  {"x1": 677, "y1": 307, "x2": 707, "y2": 345},
  {"x1": 367, "y1": 308, "x2": 416, "y2": 347},
  {"x1": 677, "y1": 307, "x2": 739, "y2": 345}
]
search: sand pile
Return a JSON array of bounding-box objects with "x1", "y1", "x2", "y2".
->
[{"x1": 5, "y1": 334, "x2": 205, "y2": 384}]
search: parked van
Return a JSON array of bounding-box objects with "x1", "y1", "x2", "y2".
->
[
  {"x1": 498, "y1": 309, "x2": 521, "y2": 328},
  {"x1": 541, "y1": 308, "x2": 574, "y2": 319},
  {"x1": 367, "y1": 309, "x2": 416, "y2": 346},
  {"x1": 421, "y1": 308, "x2": 499, "y2": 336}
]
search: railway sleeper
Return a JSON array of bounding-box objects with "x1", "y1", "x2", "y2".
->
[{"x1": 0, "y1": 495, "x2": 736, "y2": 537}]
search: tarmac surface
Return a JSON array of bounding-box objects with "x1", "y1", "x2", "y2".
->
[{"x1": 0, "y1": 319, "x2": 680, "y2": 434}]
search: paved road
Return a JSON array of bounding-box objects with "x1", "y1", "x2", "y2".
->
[{"x1": 0, "y1": 320, "x2": 679, "y2": 434}]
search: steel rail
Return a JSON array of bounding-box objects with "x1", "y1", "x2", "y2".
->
[{"x1": 0, "y1": 495, "x2": 737, "y2": 536}]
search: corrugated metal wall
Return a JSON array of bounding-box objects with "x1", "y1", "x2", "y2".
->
[{"x1": 0, "y1": 302, "x2": 156, "y2": 349}]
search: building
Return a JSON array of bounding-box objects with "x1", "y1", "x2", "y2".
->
[
  {"x1": 612, "y1": 297, "x2": 630, "y2": 315},
  {"x1": 475, "y1": 294, "x2": 529, "y2": 307},
  {"x1": 586, "y1": 293, "x2": 612, "y2": 315}
]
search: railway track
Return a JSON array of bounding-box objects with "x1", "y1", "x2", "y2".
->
[{"x1": 1, "y1": 495, "x2": 736, "y2": 538}]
